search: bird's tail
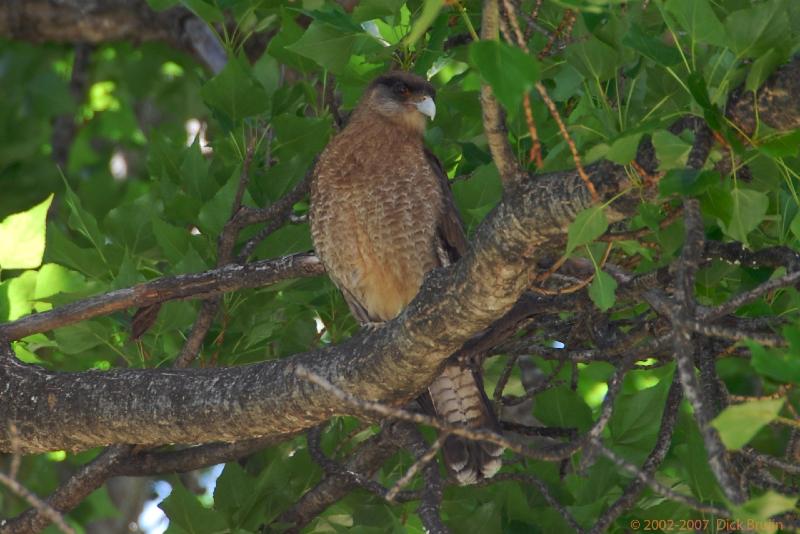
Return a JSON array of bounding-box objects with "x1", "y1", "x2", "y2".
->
[{"x1": 426, "y1": 363, "x2": 503, "y2": 485}]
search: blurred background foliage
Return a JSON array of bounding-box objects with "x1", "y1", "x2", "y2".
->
[{"x1": 1, "y1": 0, "x2": 800, "y2": 532}]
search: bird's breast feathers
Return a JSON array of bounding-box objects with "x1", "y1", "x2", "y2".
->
[{"x1": 310, "y1": 135, "x2": 445, "y2": 321}]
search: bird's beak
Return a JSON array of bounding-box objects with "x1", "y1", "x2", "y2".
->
[{"x1": 414, "y1": 96, "x2": 436, "y2": 121}]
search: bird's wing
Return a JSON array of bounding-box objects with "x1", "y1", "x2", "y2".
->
[
  {"x1": 424, "y1": 148, "x2": 469, "y2": 263},
  {"x1": 422, "y1": 148, "x2": 503, "y2": 484}
]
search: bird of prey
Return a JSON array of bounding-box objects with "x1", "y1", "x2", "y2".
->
[{"x1": 309, "y1": 71, "x2": 502, "y2": 484}]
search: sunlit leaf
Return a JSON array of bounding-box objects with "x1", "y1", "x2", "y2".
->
[
  {"x1": 0, "y1": 194, "x2": 53, "y2": 269},
  {"x1": 711, "y1": 398, "x2": 785, "y2": 450}
]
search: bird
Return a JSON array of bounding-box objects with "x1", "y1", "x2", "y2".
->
[{"x1": 309, "y1": 71, "x2": 502, "y2": 484}]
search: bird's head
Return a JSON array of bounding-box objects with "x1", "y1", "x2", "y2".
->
[{"x1": 360, "y1": 71, "x2": 437, "y2": 134}]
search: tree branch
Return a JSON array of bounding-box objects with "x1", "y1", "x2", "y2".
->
[
  {"x1": 1, "y1": 155, "x2": 632, "y2": 454},
  {"x1": 479, "y1": 0, "x2": 526, "y2": 187},
  {"x1": 0, "y1": 253, "x2": 323, "y2": 341},
  {"x1": 0, "y1": 0, "x2": 228, "y2": 73}
]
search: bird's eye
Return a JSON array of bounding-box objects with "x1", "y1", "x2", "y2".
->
[{"x1": 394, "y1": 83, "x2": 410, "y2": 96}]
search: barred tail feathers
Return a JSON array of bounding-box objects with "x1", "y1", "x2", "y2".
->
[{"x1": 428, "y1": 363, "x2": 503, "y2": 485}]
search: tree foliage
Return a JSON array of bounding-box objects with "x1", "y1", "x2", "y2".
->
[{"x1": 1, "y1": 0, "x2": 800, "y2": 532}]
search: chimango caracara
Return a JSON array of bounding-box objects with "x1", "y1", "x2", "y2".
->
[{"x1": 309, "y1": 71, "x2": 502, "y2": 484}]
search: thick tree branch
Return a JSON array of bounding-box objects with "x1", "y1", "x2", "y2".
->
[
  {"x1": 0, "y1": 0, "x2": 227, "y2": 73},
  {"x1": 1, "y1": 160, "x2": 632, "y2": 454}
]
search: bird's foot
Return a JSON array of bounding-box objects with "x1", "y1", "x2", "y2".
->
[{"x1": 362, "y1": 321, "x2": 386, "y2": 331}]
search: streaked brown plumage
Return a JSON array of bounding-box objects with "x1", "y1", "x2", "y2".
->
[{"x1": 309, "y1": 72, "x2": 502, "y2": 484}]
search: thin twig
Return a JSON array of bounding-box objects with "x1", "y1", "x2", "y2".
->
[
  {"x1": 538, "y1": 9, "x2": 576, "y2": 59},
  {"x1": 667, "y1": 198, "x2": 746, "y2": 504},
  {"x1": 0, "y1": 445, "x2": 132, "y2": 534},
  {"x1": 487, "y1": 473, "x2": 585, "y2": 532},
  {"x1": 700, "y1": 270, "x2": 800, "y2": 321},
  {"x1": 385, "y1": 434, "x2": 446, "y2": 502},
  {"x1": 166, "y1": 134, "x2": 260, "y2": 367},
  {"x1": 492, "y1": 353, "x2": 520, "y2": 403},
  {"x1": 0, "y1": 472, "x2": 76, "y2": 534},
  {"x1": 397, "y1": 424, "x2": 449, "y2": 534},
  {"x1": 236, "y1": 163, "x2": 314, "y2": 262},
  {"x1": 589, "y1": 378, "x2": 683, "y2": 534},
  {"x1": 591, "y1": 439, "x2": 730, "y2": 517},
  {"x1": 500, "y1": 1, "x2": 597, "y2": 201},
  {"x1": 682, "y1": 319, "x2": 786, "y2": 348},
  {"x1": 296, "y1": 347, "x2": 634, "y2": 465}
]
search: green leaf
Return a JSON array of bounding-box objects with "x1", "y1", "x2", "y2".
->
[
  {"x1": 746, "y1": 48, "x2": 784, "y2": 93},
  {"x1": 791, "y1": 212, "x2": 800, "y2": 241},
  {"x1": 724, "y1": 0, "x2": 790, "y2": 58},
  {"x1": 566, "y1": 205, "x2": 608, "y2": 256},
  {"x1": 146, "y1": 0, "x2": 179, "y2": 9},
  {"x1": 197, "y1": 167, "x2": 243, "y2": 236},
  {"x1": 285, "y1": 21, "x2": 379, "y2": 74},
  {"x1": 352, "y1": 0, "x2": 405, "y2": 23},
  {"x1": 711, "y1": 398, "x2": 785, "y2": 450},
  {"x1": 452, "y1": 164, "x2": 502, "y2": 231},
  {"x1": 33, "y1": 263, "x2": 86, "y2": 311},
  {"x1": 532, "y1": 386, "x2": 593, "y2": 432},
  {"x1": 651, "y1": 130, "x2": 691, "y2": 171},
  {"x1": 160, "y1": 483, "x2": 228, "y2": 532},
  {"x1": 152, "y1": 218, "x2": 190, "y2": 264},
  {"x1": 214, "y1": 463, "x2": 256, "y2": 521},
  {"x1": 268, "y1": 8, "x2": 318, "y2": 72},
  {"x1": 605, "y1": 133, "x2": 643, "y2": 164},
  {"x1": 686, "y1": 72, "x2": 723, "y2": 130},
  {"x1": 610, "y1": 370, "x2": 674, "y2": 457},
  {"x1": 664, "y1": 0, "x2": 726, "y2": 46},
  {"x1": 404, "y1": 0, "x2": 445, "y2": 47},
  {"x1": 588, "y1": 269, "x2": 617, "y2": 311},
  {"x1": 758, "y1": 129, "x2": 800, "y2": 159},
  {"x1": 699, "y1": 182, "x2": 733, "y2": 224},
  {"x1": 659, "y1": 169, "x2": 718, "y2": 196},
  {"x1": 469, "y1": 41, "x2": 540, "y2": 111},
  {"x1": 721, "y1": 188, "x2": 769, "y2": 244},
  {"x1": 62, "y1": 179, "x2": 106, "y2": 254},
  {"x1": 181, "y1": 0, "x2": 224, "y2": 23},
  {"x1": 271, "y1": 115, "x2": 332, "y2": 161},
  {"x1": 622, "y1": 24, "x2": 682, "y2": 66},
  {"x1": 0, "y1": 194, "x2": 53, "y2": 269},
  {"x1": 0, "y1": 270, "x2": 37, "y2": 321},
  {"x1": 565, "y1": 36, "x2": 620, "y2": 82},
  {"x1": 748, "y1": 326, "x2": 800, "y2": 384},
  {"x1": 45, "y1": 224, "x2": 107, "y2": 279},
  {"x1": 201, "y1": 58, "x2": 269, "y2": 124},
  {"x1": 52, "y1": 320, "x2": 111, "y2": 355},
  {"x1": 181, "y1": 139, "x2": 211, "y2": 200},
  {"x1": 732, "y1": 491, "x2": 798, "y2": 525}
]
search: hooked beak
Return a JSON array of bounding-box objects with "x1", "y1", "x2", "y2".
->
[{"x1": 414, "y1": 96, "x2": 436, "y2": 121}]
